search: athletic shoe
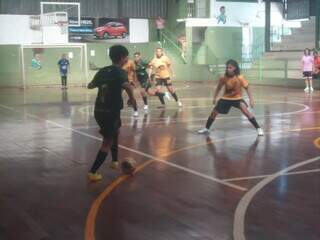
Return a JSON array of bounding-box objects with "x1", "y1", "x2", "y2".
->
[
  {"x1": 310, "y1": 87, "x2": 314, "y2": 92},
  {"x1": 111, "y1": 161, "x2": 119, "y2": 169},
  {"x1": 88, "y1": 172, "x2": 103, "y2": 182},
  {"x1": 143, "y1": 105, "x2": 149, "y2": 110},
  {"x1": 257, "y1": 128, "x2": 264, "y2": 136},
  {"x1": 133, "y1": 111, "x2": 139, "y2": 117},
  {"x1": 178, "y1": 101, "x2": 183, "y2": 107},
  {"x1": 304, "y1": 87, "x2": 310, "y2": 92},
  {"x1": 165, "y1": 92, "x2": 171, "y2": 100},
  {"x1": 198, "y1": 128, "x2": 210, "y2": 134}
]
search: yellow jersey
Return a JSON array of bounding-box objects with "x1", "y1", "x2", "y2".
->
[{"x1": 149, "y1": 55, "x2": 172, "y2": 79}]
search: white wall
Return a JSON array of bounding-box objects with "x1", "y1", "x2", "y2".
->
[
  {"x1": 187, "y1": 1, "x2": 301, "y2": 28},
  {"x1": 0, "y1": 15, "x2": 42, "y2": 44},
  {"x1": 0, "y1": 15, "x2": 149, "y2": 44},
  {"x1": 129, "y1": 19, "x2": 149, "y2": 43}
]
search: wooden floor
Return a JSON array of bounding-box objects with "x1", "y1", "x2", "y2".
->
[{"x1": 0, "y1": 82, "x2": 319, "y2": 240}]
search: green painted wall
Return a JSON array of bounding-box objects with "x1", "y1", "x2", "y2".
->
[
  {"x1": 166, "y1": 0, "x2": 187, "y2": 36},
  {"x1": 205, "y1": 27, "x2": 242, "y2": 64},
  {"x1": 149, "y1": 19, "x2": 158, "y2": 42},
  {"x1": 0, "y1": 45, "x2": 22, "y2": 87},
  {"x1": 23, "y1": 47, "x2": 84, "y2": 87},
  {"x1": 252, "y1": 27, "x2": 265, "y2": 59}
]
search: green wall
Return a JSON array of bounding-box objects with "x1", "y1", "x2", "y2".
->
[
  {"x1": 24, "y1": 47, "x2": 84, "y2": 87},
  {"x1": 0, "y1": 45, "x2": 22, "y2": 87},
  {"x1": 166, "y1": 0, "x2": 187, "y2": 37},
  {"x1": 205, "y1": 27, "x2": 242, "y2": 64}
]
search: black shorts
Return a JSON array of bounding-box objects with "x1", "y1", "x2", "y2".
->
[
  {"x1": 214, "y1": 99, "x2": 247, "y2": 114},
  {"x1": 303, "y1": 71, "x2": 312, "y2": 78},
  {"x1": 94, "y1": 110, "x2": 121, "y2": 138},
  {"x1": 137, "y1": 75, "x2": 151, "y2": 90},
  {"x1": 156, "y1": 78, "x2": 172, "y2": 86}
]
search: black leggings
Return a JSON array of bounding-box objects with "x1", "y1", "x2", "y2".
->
[
  {"x1": 111, "y1": 133, "x2": 118, "y2": 162},
  {"x1": 61, "y1": 76, "x2": 67, "y2": 86}
]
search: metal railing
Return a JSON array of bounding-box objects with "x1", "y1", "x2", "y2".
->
[{"x1": 160, "y1": 28, "x2": 186, "y2": 63}]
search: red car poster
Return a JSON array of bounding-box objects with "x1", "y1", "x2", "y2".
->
[{"x1": 69, "y1": 17, "x2": 130, "y2": 43}]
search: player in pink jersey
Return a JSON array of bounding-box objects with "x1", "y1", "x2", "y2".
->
[{"x1": 301, "y1": 48, "x2": 314, "y2": 93}]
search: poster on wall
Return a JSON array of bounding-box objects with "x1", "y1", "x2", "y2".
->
[{"x1": 69, "y1": 17, "x2": 130, "y2": 43}]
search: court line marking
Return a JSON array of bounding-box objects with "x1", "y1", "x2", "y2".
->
[
  {"x1": 223, "y1": 168, "x2": 320, "y2": 182},
  {"x1": 314, "y1": 137, "x2": 320, "y2": 149},
  {"x1": 85, "y1": 127, "x2": 320, "y2": 240},
  {"x1": 2, "y1": 103, "x2": 319, "y2": 240},
  {"x1": 75, "y1": 109, "x2": 320, "y2": 130},
  {"x1": 77, "y1": 101, "x2": 309, "y2": 121},
  {"x1": 164, "y1": 127, "x2": 320, "y2": 157},
  {"x1": 0, "y1": 103, "x2": 246, "y2": 192},
  {"x1": 85, "y1": 159, "x2": 155, "y2": 240},
  {"x1": 233, "y1": 155, "x2": 320, "y2": 240}
]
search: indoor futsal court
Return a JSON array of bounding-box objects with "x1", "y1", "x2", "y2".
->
[{"x1": 0, "y1": 1, "x2": 320, "y2": 240}]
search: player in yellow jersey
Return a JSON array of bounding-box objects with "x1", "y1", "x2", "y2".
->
[
  {"x1": 122, "y1": 58, "x2": 136, "y2": 85},
  {"x1": 122, "y1": 58, "x2": 139, "y2": 117},
  {"x1": 149, "y1": 48, "x2": 182, "y2": 107}
]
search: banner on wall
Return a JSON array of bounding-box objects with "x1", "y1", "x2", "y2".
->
[{"x1": 69, "y1": 17, "x2": 130, "y2": 43}]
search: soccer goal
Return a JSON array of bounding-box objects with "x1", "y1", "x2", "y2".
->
[{"x1": 20, "y1": 44, "x2": 88, "y2": 88}]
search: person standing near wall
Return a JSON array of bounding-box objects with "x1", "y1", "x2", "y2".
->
[
  {"x1": 58, "y1": 54, "x2": 70, "y2": 90},
  {"x1": 155, "y1": 16, "x2": 165, "y2": 42},
  {"x1": 301, "y1": 48, "x2": 314, "y2": 93},
  {"x1": 313, "y1": 50, "x2": 320, "y2": 83}
]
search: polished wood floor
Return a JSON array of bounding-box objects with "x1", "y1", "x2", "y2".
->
[{"x1": 0, "y1": 82, "x2": 319, "y2": 240}]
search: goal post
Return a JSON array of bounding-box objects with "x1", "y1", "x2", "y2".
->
[{"x1": 20, "y1": 44, "x2": 88, "y2": 88}]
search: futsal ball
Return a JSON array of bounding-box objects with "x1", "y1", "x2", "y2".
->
[{"x1": 121, "y1": 158, "x2": 137, "y2": 175}]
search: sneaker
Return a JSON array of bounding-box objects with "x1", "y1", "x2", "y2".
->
[
  {"x1": 304, "y1": 87, "x2": 310, "y2": 92},
  {"x1": 143, "y1": 105, "x2": 149, "y2": 110},
  {"x1": 257, "y1": 128, "x2": 264, "y2": 136},
  {"x1": 310, "y1": 87, "x2": 314, "y2": 92},
  {"x1": 178, "y1": 101, "x2": 182, "y2": 107},
  {"x1": 88, "y1": 172, "x2": 103, "y2": 182},
  {"x1": 133, "y1": 111, "x2": 139, "y2": 117},
  {"x1": 165, "y1": 92, "x2": 171, "y2": 100},
  {"x1": 111, "y1": 161, "x2": 119, "y2": 169},
  {"x1": 198, "y1": 128, "x2": 210, "y2": 134}
]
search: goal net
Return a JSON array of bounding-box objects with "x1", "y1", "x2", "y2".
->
[{"x1": 21, "y1": 44, "x2": 88, "y2": 88}]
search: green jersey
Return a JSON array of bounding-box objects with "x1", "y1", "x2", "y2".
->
[{"x1": 135, "y1": 60, "x2": 149, "y2": 76}]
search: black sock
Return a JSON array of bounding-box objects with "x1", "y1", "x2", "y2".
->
[
  {"x1": 142, "y1": 96, "x2": 148, "y2": 105},
  {"x1": 156, "y1": 92, "x2": 165, "y2": 105},
  {"x1": 111, "y1": 135, "x2": 118, "y2": 162},
  {"x1": 133, "y1": 102, "x2": 138, "y2": 111},
  {"x1": 111, "y1": 145, "x2": 118, "y2": 162},
  {"x1": 171, "y1": 92, "x2": 178, "y2": 102},
  {"x1": 205, "y1": 117, "x2": 214, "y2": 129},
  {"x1": 61, "y1": 77, "x2": 64, "y2": 86},
  {"x1": 249, "y1": 117, "x2": 260, "y2": 129},
  {"x1": 90, "y1": 150, "x2": 108, "y2": 173}
]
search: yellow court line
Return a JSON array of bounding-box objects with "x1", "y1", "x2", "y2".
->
[
  {"x1": 314, "y1": 137, "x2": 320, "y2": 149},
  {"x1": 166, "y1": 127, "x2": 320, "y2": 157},
  {"x1": 85, "y1": 126, "x2": 320, "y2": 240},
  {"x1": 85, "y1": 159, "x2": 155, "y2": 240}
]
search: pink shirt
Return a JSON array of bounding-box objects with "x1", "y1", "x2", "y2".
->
[{"x1": 301, "y1": 55, "x2": 314, "y2": 72}]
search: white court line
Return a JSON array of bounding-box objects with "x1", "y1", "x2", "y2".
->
[
  {"x1": 223, "y1": 168, "x2": 320, "y2": 182},
  {"x1": 77, "y1": 101, "x2": 310, "y2": 122},
  {"x1": 233, "y1": 155, "x2": 320, "y2": 240},
  {"x1": 0, "y1": 103, "x2": 247, "y2": 192}
]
